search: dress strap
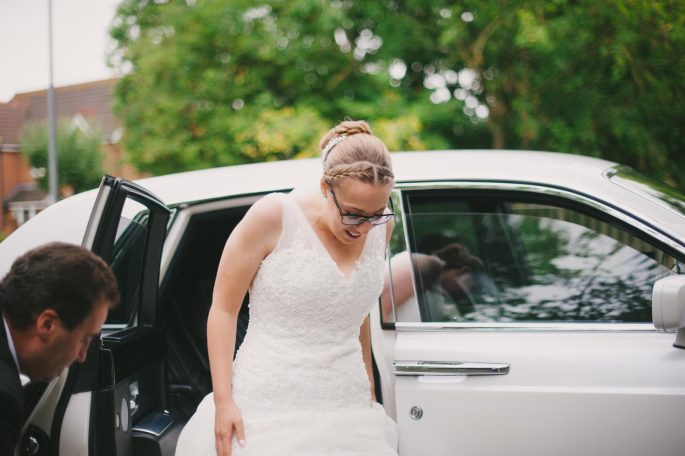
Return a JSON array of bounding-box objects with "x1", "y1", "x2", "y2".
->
[
  {"x1": 270, "y1": 192, "x2": 295, "y2": 253},
  {"x1": 273, "y1": 192, "x2": 317, "y2": 253}
]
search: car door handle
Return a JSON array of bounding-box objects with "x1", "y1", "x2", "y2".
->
[{"x1": 393, "y1": 360, "x2": 510, "y2": 376}]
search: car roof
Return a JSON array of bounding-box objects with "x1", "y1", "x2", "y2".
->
[
  {"x1": 129, "y1": 150, "x2": 683, "y2": 243},
  {"x1": 134, "y1": 150, "x2": 617, "y2": 205},
  {"x1": 1, "y1": 150, "x2": 683, "y2": 276}
]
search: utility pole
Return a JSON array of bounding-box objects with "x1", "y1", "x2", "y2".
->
[
  {"x1": 47, "y1": 0, "x2": 58, "y2": 203},
  {"x1": 0, "y1": 136, "x2": 4, "y2": 232}
]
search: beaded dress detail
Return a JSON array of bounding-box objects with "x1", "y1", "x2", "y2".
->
[{"x1": 175, "y1": 192, "x2": 398, "y2": 455}]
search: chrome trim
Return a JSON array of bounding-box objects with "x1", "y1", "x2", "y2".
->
[
  {"x1": 409, "y1": 406, "x2": 423, "y2": 420},
  {"x1": 395, "y1": 188, "x2": 412, "y2": 261},
  {"x1": 129, "y1": 381, "x2": 140, "y2": 416},
  {"x1": 82, "y1": 184, "x2": 111, "y2": 249},
  {"x1": 387, "y1": 189, "x2": 412, "y2": 324},
  {"x1": 392, "y1": 180, "x2": 685, "y2": 255},
  {"x1": 395, "y1": 322, "x2": 657, "y2": 332},
  {"x1": 384, "y1": 181, "x2": 684, "y2": 330},
  {"x1": 102, "y1": 323, "x2": 127, "y2": 333},
  {"x1": 394, "y1": 360, "x2": 510, "y2": 376}
]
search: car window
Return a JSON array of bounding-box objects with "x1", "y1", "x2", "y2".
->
[
  {"x1": 105, "y1": 198, "x2": 149, "y2": 328},
  {"x1": 386, "y1": 190, "x2": 682, "y2": 324}
]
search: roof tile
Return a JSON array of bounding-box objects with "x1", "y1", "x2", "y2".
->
[{"x1": 1, "y1": 78, "x2": 120, "y2": 146}]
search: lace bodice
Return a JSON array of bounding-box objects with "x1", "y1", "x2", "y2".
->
[
  {"x1": 174, "y1": 191, "x2": 398, "y2": 456},
  {"x1": 231, "y1": 192, "x2": 387, "y2": 419}
]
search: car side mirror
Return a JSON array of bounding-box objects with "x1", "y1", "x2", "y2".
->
[{"x1": 652, "y1": 275, "x2": 685, "y2": 349}]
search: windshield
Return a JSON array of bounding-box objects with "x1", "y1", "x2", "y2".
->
[{"x1": 607, "y1": 166, "x2": 685, "y2": 219}]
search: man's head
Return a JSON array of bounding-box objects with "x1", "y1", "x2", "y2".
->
[
  {"x1": 0, "y1": 242, "x2": 119, "y2": 381},
  {"x1": 433, "y1": 243, "x2": 484, "y2": 306}
]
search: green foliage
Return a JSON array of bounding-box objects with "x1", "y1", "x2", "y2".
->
[
  {"x1": 20, "y1": 121, "x2": 105, "y2": 194},
  {"x1": 410, "y1": 0, "x2": 685, "y2": 189},
  {"x1": 110, "y1": 0, "x2": 685, "y2": 192},
  {"x1": 517, "y1": 216, "x2": 565, "y2": 278},
  {"x1": 231, "y1": 106, "x2": 329, "y2": 162}
]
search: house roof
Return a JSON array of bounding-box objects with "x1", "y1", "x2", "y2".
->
[
  {"x1": 0, "y1": 101, "x2": 29, "y2": 148},
  {"x1": 0, "y1": 78, "x2": 120, "y2": 147},
  {"x1": 2, "y1": 183, "x2": 49, "y2": 207}
]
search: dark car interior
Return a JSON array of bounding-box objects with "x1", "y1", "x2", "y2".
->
[
  {"x1": 92, "y1": 204, "x2": 251, "y2": 456},
  {"x1": 158, "y1": 205, "x2": 251, "y2": 419},
  {"x1": 94, "y1": 195, "x2": 385, "y2": 456}
]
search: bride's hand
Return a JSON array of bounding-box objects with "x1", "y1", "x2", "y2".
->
[{"x1": 214, "y1": 400, "x2": 245, "y2": 456}]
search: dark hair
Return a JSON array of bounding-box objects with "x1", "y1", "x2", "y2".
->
[
  {"x1": 0, "y1": 242, "x2": 119, "y2": 330},
  {"x1": 433, "y1": 243, "x2": 484, "y2": 271}
]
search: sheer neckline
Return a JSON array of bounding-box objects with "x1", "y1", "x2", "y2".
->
[{"x1": 286, "y1": 193, "x2": 373, "y2": 281}]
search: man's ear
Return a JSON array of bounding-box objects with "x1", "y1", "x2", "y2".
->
[{"x1": 35, "y1": 309, "x2": 60, "y2": 341}]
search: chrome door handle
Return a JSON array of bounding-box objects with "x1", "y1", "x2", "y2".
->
[
  {"x1": 129, "y1": 381, "x2": 140, "y2": 415},
  {"x1": 393, "y1": 360, "x2": 510, "y2": 376}
]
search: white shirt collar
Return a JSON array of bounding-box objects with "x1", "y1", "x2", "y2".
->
[{"x1": 2, "y1": 315, "x2": 21, "y2": 373}]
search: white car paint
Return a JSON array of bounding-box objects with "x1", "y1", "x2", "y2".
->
[
  {"x1": 2, "y1": 151, "x2": 683, "y2": 276},
  {"x1": 59, "y1": 392, "x2": 91, "y2": 456},
  {"x1": 1, "y1": 150, "x2": 684, "y2": 456},
  {"x1": 392, "y1": 329, "x2": 685, "y2": 456}
]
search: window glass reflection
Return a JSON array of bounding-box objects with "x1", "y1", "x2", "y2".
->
[
  {"x1": 105, "y1": 199, "x2": 149, "y2": 328},
  {"x1": 389, "y1": 194, "x2": 680, "y2": 323}
]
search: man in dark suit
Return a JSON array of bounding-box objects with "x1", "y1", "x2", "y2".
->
[{"x1": 0, "y1": 242, "x2": 119, "y2": 455}]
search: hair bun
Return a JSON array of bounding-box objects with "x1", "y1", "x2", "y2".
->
[
  {"x1": 335, "y1": 120, "x2": 372, "y2": 136},
  {"x1": 319, "y1": 119, "x2": 372, "y2": 151}
]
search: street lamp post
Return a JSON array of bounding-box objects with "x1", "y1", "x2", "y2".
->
[{"x1": 47, "y1": 0, "x2": 58, "y2": 203}]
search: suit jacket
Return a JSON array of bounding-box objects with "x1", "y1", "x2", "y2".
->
[{"x1": 0, "y1": 323, "x2": 24, "y2": 456}]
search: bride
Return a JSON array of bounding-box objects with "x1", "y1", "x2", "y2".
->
[{"x1": 175, "y1": 120, "x2": 399, "y2": 455}]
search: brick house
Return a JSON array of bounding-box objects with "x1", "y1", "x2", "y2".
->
[{"x1": 0, "y1": 78, "x2": 139, "y2": 235}]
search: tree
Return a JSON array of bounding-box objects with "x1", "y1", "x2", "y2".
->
[
  {"x1": 109, "y1": 0, "x2": 685, "y2": 191},
  {"x1": 109, "y1": 0, "x2": 435, "y2": 175},
  {"x1": 20, "y1": 121, "x2": 105, "y2": 195},
  {"x1": 357, "y1": 0, "x2": 685, "y2": 189}
]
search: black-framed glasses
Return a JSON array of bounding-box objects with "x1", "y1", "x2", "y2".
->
[{"x1": 329, "y1": 187, "x2": 395, "y2": 225}]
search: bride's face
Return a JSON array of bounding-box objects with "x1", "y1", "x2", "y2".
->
[{"x1": 320, "y1": 178, "x2": 393, "y2": 245}]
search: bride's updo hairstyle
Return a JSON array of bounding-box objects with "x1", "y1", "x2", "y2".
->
[{"x1": 320, "y1": 120, "x2": 394, "y2": 187}]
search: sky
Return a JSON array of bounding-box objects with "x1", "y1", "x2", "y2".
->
[{"x1": 0, "y1": 0, "x2": 121, "y2": 102}]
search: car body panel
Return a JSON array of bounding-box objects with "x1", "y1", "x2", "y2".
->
[
  {"x1": 1, "y1": 150, "x2": 684, "y2": 455},
  {"x1": 382, "y1": 177, "x2": 685, "y2": 455},
  {"x1": 392, "y1": 330, "x2": 685, "y2": 456}
]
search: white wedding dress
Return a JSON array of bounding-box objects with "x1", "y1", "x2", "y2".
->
[{"x1": 175, "y1": 192, "x2": 398, "y2": 455}]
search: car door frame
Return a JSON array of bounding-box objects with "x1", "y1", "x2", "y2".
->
[
  {"x1": 372, "y1": 180, "x2": 685, "y2": 456},
  {"x1": 50, "y1": 175, "x2": 171, "y2": 456}
]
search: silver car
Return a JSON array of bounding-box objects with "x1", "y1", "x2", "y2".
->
[{"x1": 1, "y1": 150, "x2": 684, "y2": 456}]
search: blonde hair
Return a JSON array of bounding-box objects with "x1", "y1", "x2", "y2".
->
[{"x1": 320, "y1": 120, "x2": 394, "y2": 187}]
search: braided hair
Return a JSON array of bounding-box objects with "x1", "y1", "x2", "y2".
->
[{"x1": 320, "y1": 120, "x2": 394, "y2": 187}]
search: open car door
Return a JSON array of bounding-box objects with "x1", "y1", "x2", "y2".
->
[{"x1": 19, "y1": 176, "x2": 181, "y2": 456}]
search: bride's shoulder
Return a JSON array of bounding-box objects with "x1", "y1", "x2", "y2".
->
[
  {"x1": 243, "y1": 187, "x2": 321, "y2": 232},
  {"x1": 240, "y1": 193, "x2": 284, "y2": 232}
]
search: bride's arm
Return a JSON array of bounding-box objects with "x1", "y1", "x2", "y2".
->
[
  {"x1": 359, "y1": 217, "x2": 397, "y2": 403},
  {"x1": 208, "y1": 194, "x2": 282, "y2": 456}
]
